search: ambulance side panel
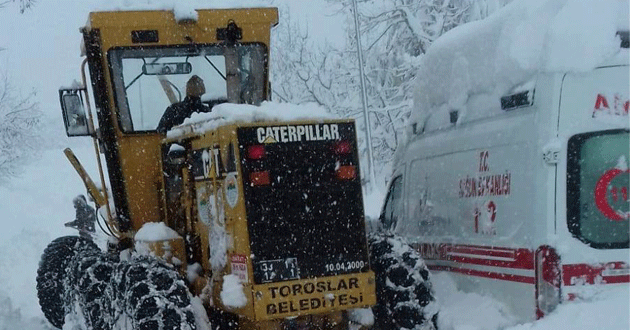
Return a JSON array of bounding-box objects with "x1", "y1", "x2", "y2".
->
[{"x1": 394, "y1": 74, "x2": 564, "y2": 321}]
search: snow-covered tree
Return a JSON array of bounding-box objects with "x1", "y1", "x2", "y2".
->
[
  {"x1": 0, "y1": 0, "x2": 41, "y2": 181},
  {"x1": 0, "y1": 74, "x2": 41, "y2": 180},
  {"x1": 0, "y1": 0, "x2": 35, "y2": 13},
  {"x1": 272, "y1": 0, "x2": 511, "y2": 186},
  {"x1": 272, "y1": 9, "x2": 361, "y2": 116}
]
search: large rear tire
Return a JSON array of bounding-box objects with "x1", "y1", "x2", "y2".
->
[
  {"x1": 37, "y1": 236, "x2": 197, "y2": 330},
  {"x1": 114, "y1": 257, "x2": 197, "y2": 330},
  {"x1": 36, "y1": 236, "x2": 99, "y2": 328},
  {"x1": 368, "y1": 233, "x2": 438, "y2": 330}
]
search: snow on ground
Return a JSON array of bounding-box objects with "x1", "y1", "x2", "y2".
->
[
  {"x1": 432, "y1": 272, "x2": 630, "y2": 330},
  {"x1": 0, "y1": 141, "x2": 628, "y2": 329},
  {"x1": 0, "y1": 0, "x2": 627, "y2": 328},
  {"x1": 507, "y1": 288, "x2": 629, "y2": 330},
  {"x1": 433, "y1": 273, "x2": 517, "y2": 330},
  {"x1": 0, "y1": 140, "x2": 98, "y2": 329}
]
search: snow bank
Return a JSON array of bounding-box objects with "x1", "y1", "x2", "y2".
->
[
  {"x1": 134, "y1": 222, "x2": 181, "y2": 241},
  {"x1": 433, "y1": 273, "x2": 517, "y2": 330},
  {"x1": 508, "y1": 286, "x2": 630, "y2": 330},
  {"x1": 0, "y1": 143, "x2": 628, "y2": 329},
  {"x1": 166, "y1": 101, "x2": 337, "y2": 138},
  {"x1": 220, "y1": 274, "x2": 248, "y2": 308},
  {"x1": 410, "y1": 0, "x2": 628, "y2": 130},
  {"x1": 0, "y1": 292, "x2": 48, "y2": 330},
  {"x1": 433, "y1": 271, "x2": 630, "y2": 330},
  {"x1": 0, "y1": 230, "x2": 57, "y2": 327}
]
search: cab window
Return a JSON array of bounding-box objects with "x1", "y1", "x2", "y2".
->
[
  {"x1": 567, "y1": 129, "x2": 629, "y2": 249},
  {"x1": 108, "y1": 44, "x2": 267, "y2": 133},
  {"x1": 380, "y1": 176, "x2": 403, "y2": 231}
]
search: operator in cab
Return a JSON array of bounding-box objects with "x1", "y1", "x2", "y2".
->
[{"x1": 157, "y1": 75, "x2": 211, "y2": 133}]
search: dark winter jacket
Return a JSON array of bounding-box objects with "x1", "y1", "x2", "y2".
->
[{"x1": 157, "y1": 96, "x2": 211, "y2": 133}]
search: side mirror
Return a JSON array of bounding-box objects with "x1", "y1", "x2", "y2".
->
[{"x1": 60, "y1": 88, "x2": 91, "y2": 137}]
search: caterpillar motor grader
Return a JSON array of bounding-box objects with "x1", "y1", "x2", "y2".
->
[{"x1": 36, "y1": 7, "x2": 381, "y2": 330}]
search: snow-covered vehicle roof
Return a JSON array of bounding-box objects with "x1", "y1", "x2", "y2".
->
[
  {"x1": 92, "y1": 0, "x2": 274, "y2": 13},
  {"x1": 409, "y1": 0, "x2": 629, "y2": 135},
  {"x1": 165, "y1": 101, "x2": 338, "y2": 139},
  {"x1": 84, "y1": 0, "x2": 274, "y2": 26}
]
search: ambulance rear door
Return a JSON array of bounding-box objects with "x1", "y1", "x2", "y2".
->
[{"x1": 556, "y1": 54, "x2": 629, "y2": 299}]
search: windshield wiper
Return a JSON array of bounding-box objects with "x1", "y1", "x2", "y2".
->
[
  {"x1": 204, "y1": 56, "x2": 227, "y2": 80},
  {"x1": 125, "y1": 73, "x2": 144, "y2": 90}
]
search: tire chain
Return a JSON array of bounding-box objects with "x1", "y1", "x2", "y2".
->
[
  {"x1": 37, "y1": 236, "x2": 100, "y2": 329},
  {"x1": 368, "y1": 232, "x2": 438, "y2": 330},
  {"x1": 38, "y1": 236, "x2": 196, "y2": 330}
]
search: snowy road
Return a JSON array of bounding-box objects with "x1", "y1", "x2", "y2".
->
[
  {"x1": 0, "y1": 142, "x2": 94, "y2": 329},
  {"x1": 0, "y1": 144, "x2": 628, "y2": 330}
]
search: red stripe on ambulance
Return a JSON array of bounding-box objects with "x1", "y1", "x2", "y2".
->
[
  {"x1": 563, "y1": 262, "x2": 630, "y2": 286},
  {"x1": 415, "y1": 243, "x2": 629, "y2": 287}
]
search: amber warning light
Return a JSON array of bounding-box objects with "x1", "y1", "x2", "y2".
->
[
  {"x1": 336, "y1": 165, "x2": 356, "y2": 180},
  {"x1": 250, "y1": 171, "x2": 270, "y2": 186}
]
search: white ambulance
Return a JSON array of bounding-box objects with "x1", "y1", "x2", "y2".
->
[{"x1": 379, "y1": 0, "x2": 629, "y2": 322}]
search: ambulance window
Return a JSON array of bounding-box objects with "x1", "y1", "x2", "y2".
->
[
  {"x1": 381, "y1": 176, "x2": 403, "y2": 231},
  {"x1": 567, "y1": 129, "x2": 629, "y2": 249}
]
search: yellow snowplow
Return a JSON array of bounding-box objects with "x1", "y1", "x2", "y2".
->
[{"x1": 38, "y1": 7, "x2": 386, "y2": 330}]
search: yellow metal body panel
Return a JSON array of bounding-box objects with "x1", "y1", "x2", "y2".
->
[
  {"x1": 176, "y1": 119, "x2": 374, "y2": 323},
  {"x1": 188, "y1": 124, "x2": 256, "y2": 317},
  {"x1": 76, "y1": 8, "x2": 374, "y2": 328},
  {"x1": 82, "y1": 8, "x2": 278, "y2": 233},
  {"x1": 87, "y1": 9, "x2": 278, "y2": 47},
  {"x1": 117, "y1": 136, "x2": 164, "y2": 230}
]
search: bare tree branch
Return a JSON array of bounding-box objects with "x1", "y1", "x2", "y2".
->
[
  {"x1": 271, "y1": 0, "x2": 507, "y2": 180},
  {"x1": 0, "y1": 72, "x2": 42, "y2": 181}
]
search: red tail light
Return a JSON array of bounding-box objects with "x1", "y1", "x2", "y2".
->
[
  {"x1": 333, "y1": 141, "x2": 352, "y2": 155},
  {"x1": 535, "y1": 245, "x2": 561, "y2": 319},
  {"x1": 250, "y1": 171, "x2": 270, "y2": 186},
  {"x1": 247, "y1": 145, "x2": 266, "y2": 160},
  {"x1": 336, "y1": 165, "x2": 356, "y2": 180}
]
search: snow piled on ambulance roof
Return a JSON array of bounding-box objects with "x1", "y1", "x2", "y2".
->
[
  {"x1": 410, "y1": 0, "x2": 627, "y2": 130},
  {"x1": 166, "y1": 101, "x2": 337, "y2": 139}
]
